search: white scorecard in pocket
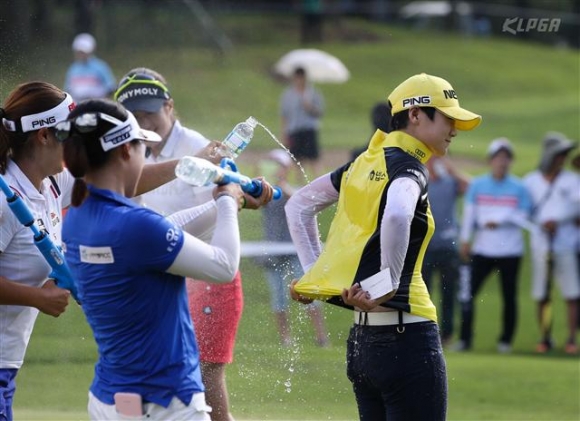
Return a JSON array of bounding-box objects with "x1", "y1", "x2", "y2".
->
[{"x1": 359, "y1": 267, "x2": 395, "y2": 300}]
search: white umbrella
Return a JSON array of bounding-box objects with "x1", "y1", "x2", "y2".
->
[{"x1": 273, "y1": 49, "x2": 350, "y2": 84}]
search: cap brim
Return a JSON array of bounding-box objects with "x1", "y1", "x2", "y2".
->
[
  {"x1": 121, "y1": 98, "x2": 165, "y2": 113},
  {"x1": 437, "y1": 106, "x2": 482, "y2": 131},
  {"x1": 136, "y1": 128, "x2": 162, "y2": 143}
]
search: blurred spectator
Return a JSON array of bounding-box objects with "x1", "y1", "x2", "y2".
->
[
  {"x1": 350, "y1": 101, "x2": 391, "y2": 161},
  {"x1": 280, "y1": 67, "x2": 324, "y2": 180},
  {"x1": 572, "y1": 152, "x2": 580, "y2": 330},
  {"x1": 523, "y1": 132, "x2": 579, "y2": 354},
  {"x1": 423, "y1": 156, "x2": 470, "y2": 347},
  {"x1": 64, "y1": 33, "x2": 116, "y2": 102},
  {"x1": 258, "y1": 149, "x2": 329, "y2": 347},
  {"x1": 457, "y1": 138, "x2": 532, "y2": 353},
  {"x1": 301, "y1": 0, "x2": 323, "y2": 44}
]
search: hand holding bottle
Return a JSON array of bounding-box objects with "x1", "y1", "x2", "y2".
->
[
  {"x1": 241, "y1": 177, "x2": 274, "y2": 209},
  {"x1": 175, "y1": 156, "x2": 282, "y2": 200},
  {"x1": 198, "y1": 140, "x2": 230, "y2": 165}
]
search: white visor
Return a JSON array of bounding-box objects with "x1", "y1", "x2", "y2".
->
[
  {"x1": 99, "y1": 111, "x2": 161, "y2": 152},
  {"x1": 15, "y1": 93, "x2": 76, "y2": 132}
]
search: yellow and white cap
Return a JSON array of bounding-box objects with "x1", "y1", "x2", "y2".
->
[{"x1": 387, "y1": 73, "x2": 482, "y2": 131}]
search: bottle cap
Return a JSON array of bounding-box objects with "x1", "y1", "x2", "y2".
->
[{"x1": 246, "y1": 116, "x2": 258, "y2": 128}]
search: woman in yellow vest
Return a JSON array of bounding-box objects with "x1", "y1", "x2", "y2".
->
[{"x1": 286, "y1": 73, "x2": 481, "y2": 420}]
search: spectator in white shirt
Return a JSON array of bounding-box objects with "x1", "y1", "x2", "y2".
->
[{"x1": 523, "y1": 132, "x2": 579, "y2": 355}]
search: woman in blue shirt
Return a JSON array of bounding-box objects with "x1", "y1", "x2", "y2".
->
[{"x1": 59, "y1": 98, "x2": 265, "y2": 420}]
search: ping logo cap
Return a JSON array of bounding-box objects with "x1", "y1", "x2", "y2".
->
[{"x1": 387, "y1": 73, "x2": 482, "y2": 131}]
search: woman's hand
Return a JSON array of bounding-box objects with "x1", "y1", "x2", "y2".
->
[
  {"x1": 341, "y1": 283, "x2": 395, "y2": 311},
  {"x1": 242, "y1": 177, "x2": 274, "y2": 210},
  {"x1": 196, "y1": 141, "x2": 229, "y2": 165},
  {"x1": 214, "y1": 184, "x2": 245, "y2": 211},
  {"x1": 289, "y1": 279, "x2": 313, "y2": 304},
  {"x1": 37, "y1": 280, "x2": 71, "y2": 317}
]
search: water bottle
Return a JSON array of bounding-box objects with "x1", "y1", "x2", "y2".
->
[
  {"x1": 175, "y1": 156, "x2": 283, "y2": 200},
  {"x1": 221, "y1": 116, "x2": 258, "y2": 159},
  {"x1": 175, "y1": 156, "x2": 221, "y2": 186}
]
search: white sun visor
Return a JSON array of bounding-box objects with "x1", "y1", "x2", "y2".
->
[
  {"x1": 99, "y1": 111, "x2": 161, "y2": 152},
  {"x1": 14, "y1": 93, "x2": 76, "y2": 132}
]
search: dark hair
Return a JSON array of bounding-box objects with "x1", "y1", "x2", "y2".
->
[
  {"x1": 388, "y1": 101, "x2": 436, "y2": 131},
  {"x1": 371, "y1": 102, "x2": 391, "y2": 133},
  {"x1": 293, "y1": 67, "x2": 306, "y2": 77},
  {"x1": 0, "y1": 81, "x2": 66, "y2": 174},
  {"x1": 63, "y1": 99, "x2": 129, "y2": 207}
]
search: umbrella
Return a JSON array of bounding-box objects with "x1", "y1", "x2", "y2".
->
[{"x1": 273, "y1": 49, "x2": 350, "y2": 84}]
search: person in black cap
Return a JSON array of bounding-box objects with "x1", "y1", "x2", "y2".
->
[
  {"x1": 523, "y1": 132, "x2": 579, "y2": 355},
  {"x1": 114, "y1": 68, "x2": 274, "y2": 421}
]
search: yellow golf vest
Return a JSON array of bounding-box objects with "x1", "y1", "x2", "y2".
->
[{"x1": 294, "y1": 129, "x2": 437, "y2": 321}]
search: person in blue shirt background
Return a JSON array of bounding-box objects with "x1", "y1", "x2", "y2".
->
[
  {"x1": 59, "y1": 98, "x2": 271, "y2": 420},
  {"x1": 457, "y1": 138, "x2": 532, "y2": 353},
  {"x1": 64, "y1": 33, "x2": 116, "y2": 103}
]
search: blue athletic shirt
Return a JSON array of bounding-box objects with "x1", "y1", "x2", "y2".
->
[
  {"x1": 62, "y1": 185, "x2": 202, "y2": 407},
  {"x1": 64, "y1": 56, "x2": 116, "y2": 102}
]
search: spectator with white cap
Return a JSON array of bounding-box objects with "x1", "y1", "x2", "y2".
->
[
  {"x1": 456, "y1": 138, "x2": 532, "y2": 353},
  {"x1": 64, "y1": 33, "x2": 116, "y2": 102},
  {"x1": 523, "y1": 132, "x2": 580, "y2": 354}
]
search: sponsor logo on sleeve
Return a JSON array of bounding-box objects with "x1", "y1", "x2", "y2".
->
[{"x1": 166, "y1": 227, "x2": 180, "y2": 252}]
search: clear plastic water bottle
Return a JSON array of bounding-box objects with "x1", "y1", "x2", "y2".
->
[
  {"x1": 221, "y1": 116, "x2": 258, "y2": 159},
  {"x1": 175, "y1": 156, "x2": 222, "y2": 186}
]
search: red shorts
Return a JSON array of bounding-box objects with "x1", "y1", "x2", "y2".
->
[{"x1": 187, "y1": 271, "x2": 243, "y2": 364}]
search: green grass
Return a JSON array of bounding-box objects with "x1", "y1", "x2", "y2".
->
[
  {"x1": 5, "y1": 8, "x2": 580, "y2": 421},
  {"x1": 14, "y1": 256, "x2": 580, "y2": 420}
]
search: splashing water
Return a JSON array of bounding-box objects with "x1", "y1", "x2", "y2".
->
[{"x1": 255, "y1": 121, "x2": 310, "y2": 184}]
